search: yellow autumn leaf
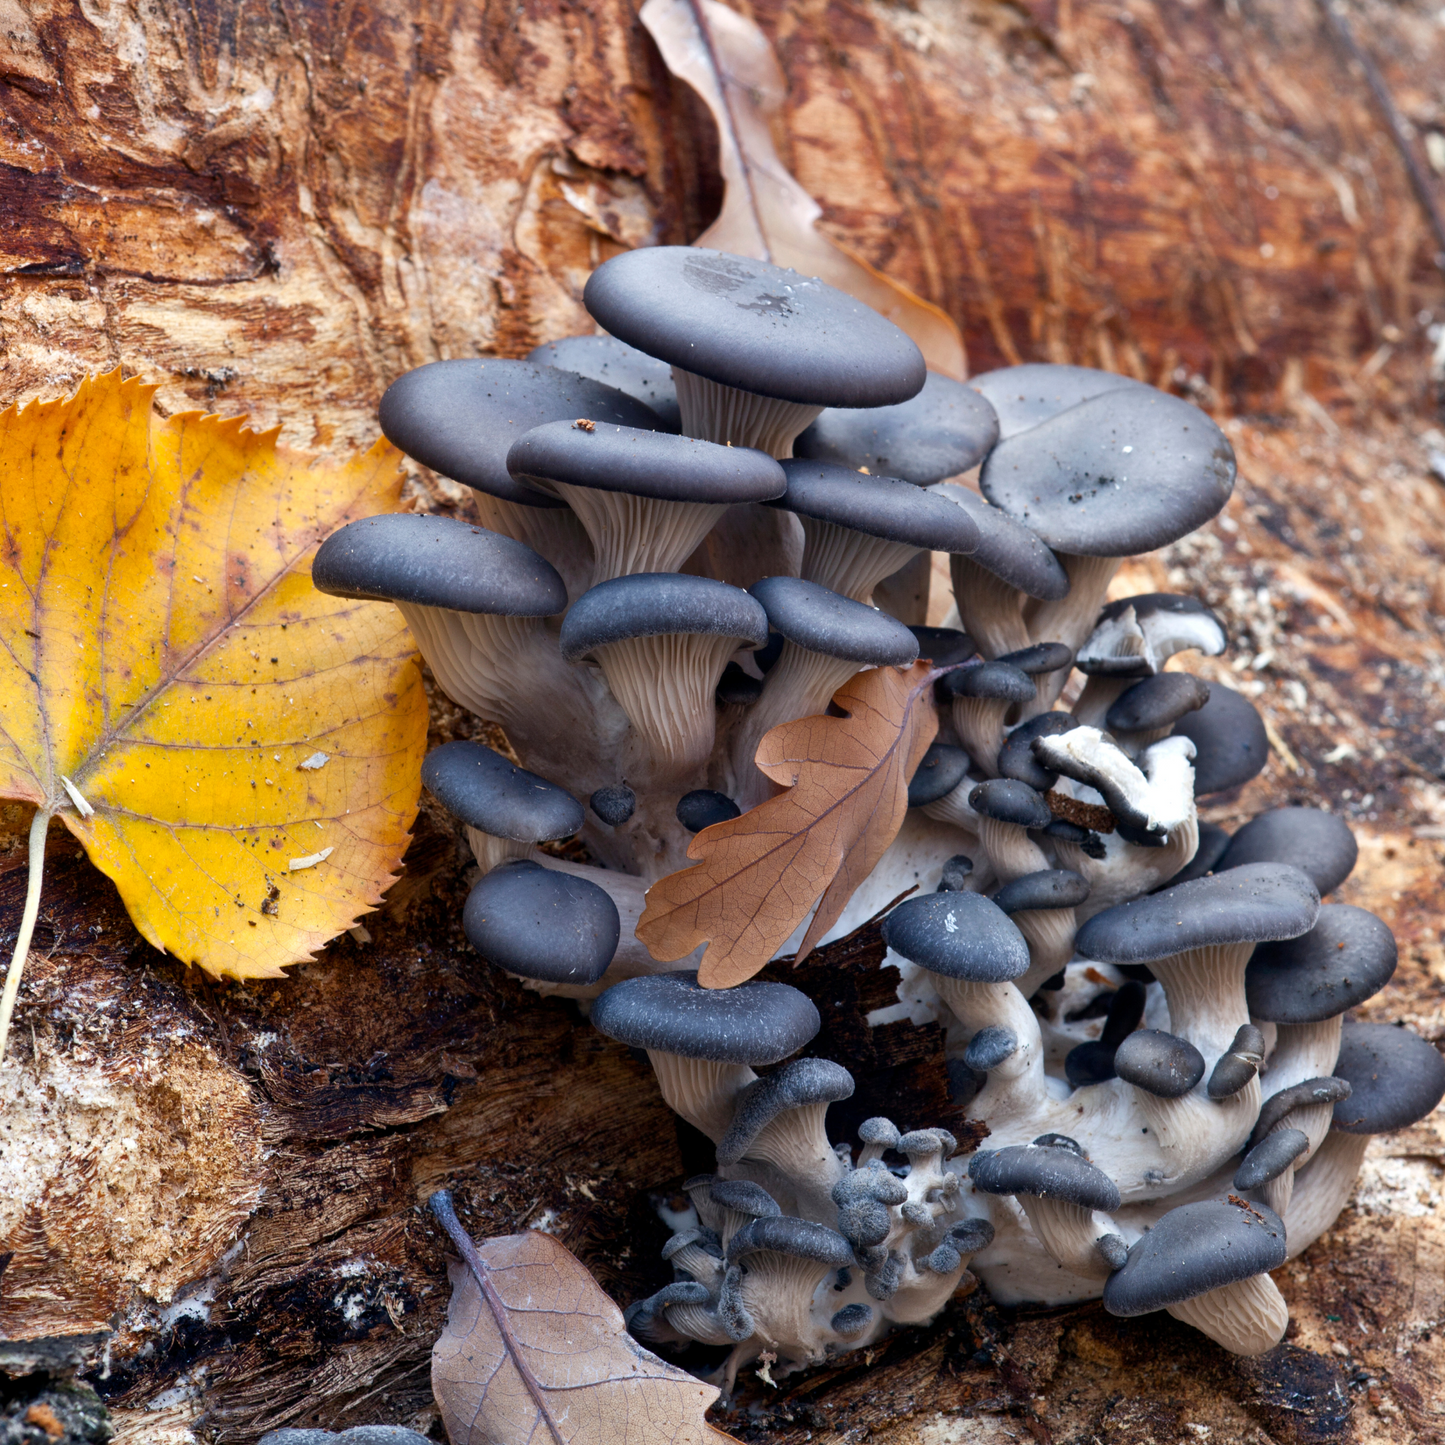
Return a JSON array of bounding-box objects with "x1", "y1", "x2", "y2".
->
[{"x1": 0, "y1": 369, "x2": 427, "y2": 1050}]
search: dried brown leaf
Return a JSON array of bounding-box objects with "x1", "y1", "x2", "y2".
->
[
  {"x1": 636, "y1": 661, "x2": 940, "y2": 988},
  {"x1": 640, "y1": 0, "x2": 966, "y2": 379},
  {"x1": 429, "y1": 1193, "x2": 733, "y2": 1445}
]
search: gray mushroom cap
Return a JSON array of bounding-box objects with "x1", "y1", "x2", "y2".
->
[
  {"x1": 1234, "y1": 1128, "x2": 1310, "y2": 1191},
  {"x1": 997, "y1": 642, "x2": 1075, "y2": 676},
  {"x1": 747, "y1": 576, "x2": 920, "y2": 665},
  {"x1": 908, "y1": 626, "x2": 976, "y2": 667},
  {"x1": 969, "y1": 778, "x2": 1055, "y2": 830},
  {"x1": 993, "y1": 869, "x2": 1090, "y2": 914},
  {"x1": 590, "y1": 784, "x2": 636, "y2": 827},
  {"x1": 378, "y1": 358, "x2": 661, "y2": 506},
  {"x1": 941, "y1": 661, "x2": 1036, "y2": 704},
  {"x1": 422, "y1": 741, "x2": 584, "y2": 842},
  {"x1": 590, "y1": 972, "x2": 820, "y2": 1063},
  {"x1": 964, "y1": 1027, "x2": 1019, "y2": 1071},
  {"x1": 908, "y1": 743, "x2": 973, "y2": 807},
  {"x1": 1079, "y1": 593, "x2": 1228, "y2": 676},
  {"x1": 1332, "y1": 1020, "x2": 1445, "y2": 1134},
  {"x1": 969, "y1": 363, "x2": 1152, "y2": 440},
  {"x1": 1207, "y1": 1024, "x2": 1267, "y2": 1100},
  {"x1": 559, "y1": 573, "x2": 769, "y2": 661},
  {"x1": 997, "y1": 711, "x2": 1076, "y2": 791},
  {"x1": 726, "y1": 1216, "x2": 857, "y2": 1268},
  {"x1": 583, "y1": 246, "x2": 926, "y2": 407},
  {"x1": 881, "y1": 890, "x2": 1031, "y2": 982},
  {"x1": 1113, "y1": 1029, "x2": 1206, "y2": 1098},
  {"x1": 1172, "y1": 683, "x2": 1269, "y2": 796},
  {"x1": 1103, "y1": 1199, "x2": 1287, "y2": 1316},
  {"x1": 980, "y1": 387, "x2": 1236, "y2": 556},
  {"x1": 716, "y1": 1058, "x2": 856, "y2": 1165},
  {"x1": 968, "y1": 1142, "x2": 1122, "y2": 1212},
  {"x1": 1246, "y1": 904, "x2": 1397, "y2": 1024},
  {"x1": 1217, "y1": 807, "x2": 1359, "y2": 896},
  {"x1": 676, "y1": 790, "x2": 741, "y2": 833},
  {"x1": 508, "y1": 421, "x2": 785, "y2": 502},
  {"x1": 1075, "y1": 863, "x2": 1321, "y2": 964},
  {"x1": 1106, "y1": 673, "x2": 1211, "y2": 733},
  {"x1": 771, "y1": 460, "x2": 980, "y2": 552},
  {"x1": 794, "y1": 371, "x2": 1000, "y2": 482},
  {"x1": 463, "y1": 860, "x2": 620, "y2": 985},
  {"x1": 1252, "y1": 1077, "x2": 1352, "y2": 1141},
  {"x1": 313, "y1": 514, "x2": 567, "y2": 616},
  {"x1": 932, "y1": 483, "x2": 1071, "y2": 599},
  {"x1": 526, "y1": 334, "x2": 681, "y2": 430},
  {"x1": 703, "y1": 1178, "x2": 783, "y2": 1220}
]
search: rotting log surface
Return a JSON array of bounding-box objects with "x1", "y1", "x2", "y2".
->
[{"x1": 3, "y1": 0, "x2": 1445, "y2": 1441}]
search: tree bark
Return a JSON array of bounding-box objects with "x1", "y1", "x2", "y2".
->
[{"x1": 3, "y1": 1, "x2": 1445, "y2": 1443}]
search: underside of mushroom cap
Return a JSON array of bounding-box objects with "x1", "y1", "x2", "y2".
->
[
  {"x1": 527, "y1": 334, "x2": 681, "y2": 429},
  {"x1": 748, "y1": 576, "x2": 920, "y2": 665},
  {"x1": 772, "y1": 460, "x2": 980, "y2": 552},
  {"x1": 378, "y1": 358, "x2": 661, "y2": 506},
  {"x1": 1246, "y1": 904, "x2": 1397, "y2": 1023},
  {"x1": 794, "y1": 371, "x2": 1000, "y2": 482},
  {"x1": 992, "y1": 869, "x2": 1090, "y2": 914},
  {"x1": 422, "y1": 741, "x2": 584, "y2": 842},
  {"x1": 969, "y1": 362, "x2": 1152, "y2": 440},
  {"x1": 313, "y1": 514, "x2": 567, "y2": 616},
  {"x1": 1078, "y1": 593, "x2": 1228, "y2": 675},
  {"x1": 590, "y1": 972, "x2": 821, "y2": 1064},
  {"x1": 1216, "y1": 807, "x2": 1359, "y2": 896},
  {"x1": 968, "y1": 1142, "x2": 1122, "y2": 1212},
  {"x1": 1172, "y1": 683, "x2": 1269, "y2": 796},
  {"x1": 979, "y1": 387, "x2": 1236, "y2": 556},
  {"x1": 1075, "y1": 862, "x2": 1320, "y2": 964},
  {"x1": 1331, "y1": 1020, "x2": 1445, "y2": 1134},
  {"x1": 583, "y1": 247, "x2": 926, "y2": 407},
  {"x1": 931, "y1": 484, "x2": 1070, "y2": 598},
  {"x1": 1103, "y1": 1199, "x2": 1286, "y2": 1316},
  {"x1": 716, "y1": 1058, "x2": 856, "y2": 1165},
  {"x1": 881, "y1": 890, "x2": 1031, "y2": 981},
  {"x1": 508, "y1": 421, "x2": 785, "y2": 502},
  {"x1": 463, "y1": 860, "x2": 620, "y2": 985},
  {"x1": 560, "y1": 573, "x2": 769, "y2": 661}
]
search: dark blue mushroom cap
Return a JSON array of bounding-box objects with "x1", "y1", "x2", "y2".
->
[
  {"x1": 313, "y1": 514, "x2": 566, "y2": 616},
  {"x1": 584, "y1": 247, "x2": 925, "y2": 407},
  {"x1": 1172, "y1": 683, "x2": 1269, "y2": 796},
  {"x1": 772, "y1": 460, "x2": 979, "y2": 552},
  {"x1": 422, "y1": 741, "x2": 583, "y2": 841},
  {"x1": 969, "y1": 363, "x2": 1151, "y2": 440},
  {"x1": 968, "y1": 1141, "x2": 1121, "y2": 1211},
  {"x1": 932, "y1": 483, "x2": 1071, "y2": 599},
  {"x1": 992, "y1": 869, "x2": 1090, "y2": 914},
  {"x1": 1216, "y1": 807, "x2": 1358, "y2": 897},
  {"x1": 1332, "y1": 1020, "x2": 1445, "y2": 1135},
  {"x1": 1246, "y1": 904, "x2": 1397, "y2": 1024},
  {"x1": 881, "y1": 891, "x2": 1030, "y2": 982},
  {"x1": 748, "y1": 576, "x2": 919, "y2": 665},
  {"x1": 560, "y1": 573, "x2": 768, "y2": 660},
  {"x1": 908, "y1": 743, "x2": 972, "y2": 807},
  {"x1": 527, "y1": 334, "x2": 681, "y2": 430}
]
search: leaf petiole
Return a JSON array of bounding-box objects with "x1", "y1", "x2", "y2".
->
[{"x1": 0, "y1": 809, "x2": 51, "y2": 1064}]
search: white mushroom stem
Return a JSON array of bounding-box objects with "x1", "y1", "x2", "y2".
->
[
  {"x1": 590, "y1": 632, "x2": 740, "y2": 772},
  {"x1": 976, "y1": 814, "x2": 1052, "y2": 885},
  {"x1": 929, "y1": 976, "x2": 1050, "y2": 1120},
  {"x1": 1148, "y1": 942, "x2": 1256, "y2": 1062},
  {"x1": 1130, "y1": 1077, "x2": 1263, "y2": 1158},
  {"x1": 1282, "y1": 1129, "x2": 1370, "y2": 1259},
  {"x1": 798, "y1": 517, "x2": 921, "y2": 607},
  {"x1": 672, "y1": 367, "x2": 824, "y2": 458},
  {"x1": 545, "y1": 484, "x2": 731, "y2": 586},
  {"x1": 1012, "y1": 907, "x2": 1081, "y2": 999},
  {"x1": 1262, "y1": 1017, "x2": 1344, "y2": 1103},
  {"x1": 948, "y1": 554, "x2": 1033, "y2": 658},
  {"x1": 1017, "y1": 1196, "x2": 1117, "y2": 1279},
  {"x1": 691, "y1": 505, "x2": 805, "y2": 591},
  {"x1": 1054, "y1": 813, "x2": 1201, "y2": 921},
  {"x1": 730, "y1": 642, "x2": 866, "y2": 807},
  {"x1": 468, "y1": 492, "x2": 595, "y2": 603},
  {"x1": 1025, "y1": 553, "x2": 1123, "y2": 707},
  {"x1": 462, "y1": 829, "x2": 533, "y2": 875},
  {"x1": 719, "y1": 1110, "x2": 847, "y2": 1224},
  {"x1": 885, "y1": 1262, "x2": 970, "y2": 1325},
  {"x1": 921, "y1": 783, "x2": 982, "y2": 841},
  {"x1": 949, "y1": 696, "x2": 1014, "y2": 777},
  {"x1": 646, "y1": 1051, "x2": 759, "y2": 1142},
  {"x1": 1164, "y1": 1273, "x2": 1290, "y2": 1357}
]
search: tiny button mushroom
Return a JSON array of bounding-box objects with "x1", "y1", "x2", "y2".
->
[
  {"x1": 995, "y1": 640, "x2": 1075, "y2": 720},
  {"x1": 964, "y1": 1026, "x2": 1019, "y2": 1073},
  {"x1": 677, "y1": 789, "x2": 742, "y2": 833},
  {"x1": 855, "y1": 1117, "x2": 902, "y2": 1167},
  {"x1": 908, "y1": 743, "x2": 973, "y2": 809},
  {"x1": 907, "y1": 625, "x2": 977, "y2": 668},
  {"x1": 991, "y1": 867, "x2": 1091, "y2": 1000},
  {"x1": 1103, "y1": 1198, "x2": 1289, "y2": 1356},
  {"x1": 1113, "y1": 1029, "x2": 1206, "y2": 1099},
  {"x1": 1235, "y1": 1127, "x2": 1310, "y2": 1194},
  {"x1": 421, "y1": 740, "x2": 584, "y2": 873},
  {"x1": 1206, "y1": 1024, "x2": 1267, "y2": 1099},
  {"x1": 967, "y1": 778, "x2": 1054, "y2": 882},
  {"x1": 1105, "y1": 671, "x2": 1210, "y2": 752},
  {"x1": 937, "y1": 854, "x2": 975, "y2": 892},
  {"x1": 590, "y1": 783, "x2": 636, "y2": 827}
]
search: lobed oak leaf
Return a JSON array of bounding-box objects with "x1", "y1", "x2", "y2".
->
[
  {"x1": 636, "y1": 660, "x2": 940, "y2": 988},
  {"x1": 0, "y1": 369, "x2": 427, "y2": 1051},
  {"x1": 429, "y1": 1192, "x2": 736, "y2": 1445},
  {"x1": 639, "y1": 0, "x2": 966, "y2": 379}
]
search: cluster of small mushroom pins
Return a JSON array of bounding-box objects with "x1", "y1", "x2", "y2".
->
[{"x1": 313, "y1": 247, "x2": 1445, "y2": 1391}]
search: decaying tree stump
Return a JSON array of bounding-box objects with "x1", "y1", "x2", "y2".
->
[{"x1": 3, "y1": 0, "x2": 1445, "y2": 1441}]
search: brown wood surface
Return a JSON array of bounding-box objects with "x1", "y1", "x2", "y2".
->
[{"x1": 3, "y1": 0, "x2": 1445, "y2": 1441}]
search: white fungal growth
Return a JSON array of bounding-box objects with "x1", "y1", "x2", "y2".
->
[
  {"x1": 299, "y1": 751, "x2": 330, "y2": 770},
  {"x1": 60, "y1": 775, "x2": 95, "y2": 816},
  {"x1": 288, "y1": 847, "x2": 333, "y2": 871}
]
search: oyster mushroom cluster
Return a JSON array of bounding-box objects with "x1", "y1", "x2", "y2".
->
[{"x1": 312, "y1": 246, "x2": 1445, "y2": 1384}]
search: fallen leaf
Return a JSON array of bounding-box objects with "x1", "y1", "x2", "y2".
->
[
  {"x1": 637, "y1": 660, "x2": 941, "y2": 988},
  {"x1": 429, "y1": 1191, "x2": 735, "y2": 1445},
  {"x1": 640, "y1": 0, "x2": 966, "y2": 379},
  {"x1": 0, "y1": 369, "x2": 426, "y2": 1051}
]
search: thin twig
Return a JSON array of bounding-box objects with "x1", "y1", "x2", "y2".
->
[
  {"x1": 0, "y1": 810, "x2": 50, "y2": 1063},
  {"x1": 1315, "y1": 0, "x2": 1445, "y2": 269}
]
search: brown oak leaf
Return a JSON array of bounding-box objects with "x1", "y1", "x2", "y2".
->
[
  {"x1": 430, "y1": 1192, "x2": 736, "y2": 1445},
  {"x1": 637, "y1": 661, "x2": 940, "y2": 988}
]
